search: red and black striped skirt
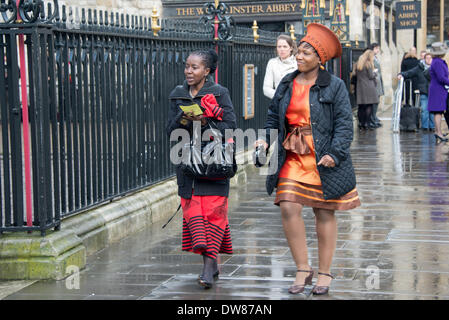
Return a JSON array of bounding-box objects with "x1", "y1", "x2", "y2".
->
[{"x1": 181, "y1": 195, "x2": 233, "y2": 260}]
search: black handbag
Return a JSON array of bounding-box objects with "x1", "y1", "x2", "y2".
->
[{"x1": 179, "y1": 121, "x2": 237, "y2": 179}]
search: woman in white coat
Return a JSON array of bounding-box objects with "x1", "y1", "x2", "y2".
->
[{"x1": 263, "y1": 35, "x2": 297, "y2": 99}]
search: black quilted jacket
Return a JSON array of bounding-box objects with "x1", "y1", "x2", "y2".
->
[{"x1": 263, "y1": 69, "x2": 357, "y2": 200}]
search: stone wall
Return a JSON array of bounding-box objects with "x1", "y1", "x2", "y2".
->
[{"x1": 62, "y1": 0, "x2": 162, "y2": 16}]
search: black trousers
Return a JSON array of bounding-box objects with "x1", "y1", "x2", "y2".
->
[
  {"x1": 369, "y1": 103, "x2": 381, "y2": 126},
  {"x1": 358, "y1": 104, "x2": 373, "y2": 128}
]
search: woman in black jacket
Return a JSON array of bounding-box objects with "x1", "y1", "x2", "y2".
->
[
  {"x1": 401, "y1": 48, "x2": 420, "y2": 105},
  {"x1": 399, "y1": 53, "x2": 434, "y2": 130},
  {"x1": 166, "y1": 49, "x2": 237, "y2": 289},
  {"x1": 255, "y1": 23, "x2": 360, "y2": 295}
]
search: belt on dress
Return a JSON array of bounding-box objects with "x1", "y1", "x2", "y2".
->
[{"x1": 282, "y1": 125, "x2": 312, "y2": 155}]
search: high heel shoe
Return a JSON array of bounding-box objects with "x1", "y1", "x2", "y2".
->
[
  {"x1": 198, "y1": 275, "x2": 213, "y2": 289},
  {"x1": 288, "y1": 269, "x2": 314, "y2": 294},
  {"x1": 434, "y1": 134, "x2": 448, "y2": 143},
  {"x1": 312, "y1": 272, "x2": 334, "y2": 295},
  {"x1": 197, "y1": 271, "x2": 219, "y2": 282}
]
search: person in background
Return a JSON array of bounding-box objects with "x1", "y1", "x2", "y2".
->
[
  {"x1": 443, "y1": 51, "x2": 449, "y2": 66},
  {"x1": 399, "y1": 53, "x2": 434, "y2": 131},
  {"x1": 355, "y1": 49, "x2": 379, "y2": 130},
  {"x1": 443, "y1": 51, "x2": 449, "y2": 129},
  {"x1": 419, "y1": 50, "x2": 427, "y2": 61},
  {"x1": 428, "y1": 42, "x2": 449, "y2": 142},
  {"x1": 263, "y1": 34, "x2": 297, "y2": 99},
  {"x1": 401, "y1": 46, "x2": 420, "y2": 106},
  {"x1": 368, "y1": 43, "x2": 384, "y2": 128}
]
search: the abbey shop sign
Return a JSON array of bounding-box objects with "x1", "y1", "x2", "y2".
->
[
  {"x1": 162, "y1": 1, "x2": 302, "y2": 22},
  {"x1": 395, "y1": 1, "x2": 421, "y2": 29}
]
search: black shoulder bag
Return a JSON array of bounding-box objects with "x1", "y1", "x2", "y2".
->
[{"x1": 179, "y1": 120, "x2": 237, "y2": 179}]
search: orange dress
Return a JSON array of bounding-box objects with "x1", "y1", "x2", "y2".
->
[
  {"x1": 278, "y1": 81, "x2": 321, "y2": 185},
  {"x1": 275, "y1": 80, "x2": 361, "y2": 210}
]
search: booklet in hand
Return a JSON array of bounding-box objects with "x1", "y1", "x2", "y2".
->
[{"x1": 180, "y1": 104, "x2": 203, "y2": 116}]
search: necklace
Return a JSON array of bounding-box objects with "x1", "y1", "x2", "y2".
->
[{"x1": 189, "y1": 87, "x2": 196, "y2": 98}]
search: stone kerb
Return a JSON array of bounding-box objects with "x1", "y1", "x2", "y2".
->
[{"x1": 0, "y1": 229, "x2": 86, "y2": 280}]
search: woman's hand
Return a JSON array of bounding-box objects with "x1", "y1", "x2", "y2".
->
[
  {"x1": 317, "y1": 155, "x2": 335, "y2": 168},
  {"x1": 183, "y1": 112, "x2": 207, "y2": 126},
  {"x1": 254, "y1": 139, "x2": 268, "y2": 150}
]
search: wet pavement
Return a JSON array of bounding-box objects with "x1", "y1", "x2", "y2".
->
[{"x1": 3, "y1": 112, "x2": 449, "y2": 300}]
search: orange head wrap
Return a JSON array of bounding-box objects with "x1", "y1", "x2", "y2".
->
[{"x1": 300, "y1": 23, "x2": 342, "y2": 64}]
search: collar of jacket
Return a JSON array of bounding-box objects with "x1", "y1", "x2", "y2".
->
[
  {"x1": 280, "y1": 68, "x2": 332, "y2": 88},
  {"x1": 278, "y1": 55, "x2": 296, "y2": 65},
  {"x1": 169, "y1": 76, "x2": 222, "y2": 100},
  {"x1": 416, "y1": 60, "x2": 427, "y2": 68}
]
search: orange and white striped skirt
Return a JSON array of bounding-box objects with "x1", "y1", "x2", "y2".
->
[{"x1": 274, "y1": 178, "x2": 361, "y2": 211}]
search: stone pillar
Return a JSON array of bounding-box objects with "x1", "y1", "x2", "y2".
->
[
  {"x1": 441, "y1": 0, "x2": 445, "y2": 42},
  {"x1": 416, "y1": 0, "x2": 427, "y2": 54},
  {"x1": 388, "y1": 2, "x2": 393, "y2": 45},
  {"x1": 396, "y1": 0, "x2": 415, "y2": 53},
  {"x1": 380, "y1": 0, "x2": 386, "y2": 47},
  {"x1": 349, "y1": 0, "x2": 364, "y2": 42},
  {"x1": 379, "y1": 0, "x2": 393, "y2": 108},
  {"x1": 369, "y1": 0, "x2": 377, "y2": 43},
  {"x1": 388, "y1": 6, "x2": 399, "y2": 90}
]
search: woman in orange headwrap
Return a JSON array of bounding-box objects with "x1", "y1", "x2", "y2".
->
[{"x1": 256, "y1": 23, "x2": 360, "y2": 295}]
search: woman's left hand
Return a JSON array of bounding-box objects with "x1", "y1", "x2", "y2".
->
[
  {"x1": 183, "y1": 112, "x2": 207, "y2": 126},
  {"x1": 317, "y1": 155, "x2": 335, "y2": 168}
]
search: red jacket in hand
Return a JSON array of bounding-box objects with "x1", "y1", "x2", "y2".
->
[{"x1": 201, "y1": 94, "x2": 223, "y2": 120}]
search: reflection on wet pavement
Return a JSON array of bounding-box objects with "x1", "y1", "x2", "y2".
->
[{"x1": 5, "y1": 117, "x2": 449, "y2": 300}]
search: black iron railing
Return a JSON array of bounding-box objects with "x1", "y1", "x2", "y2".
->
[{"x1": 0, "y1": 2, "x2": 300, "y2": 235}]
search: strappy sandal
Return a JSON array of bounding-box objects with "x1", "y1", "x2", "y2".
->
[
  {"x1": 288, "y1": 269, "x2": 314, "y2": 294},
  {"x1": 312, "y1": 272, "x2": 334, "y2": 295}
]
